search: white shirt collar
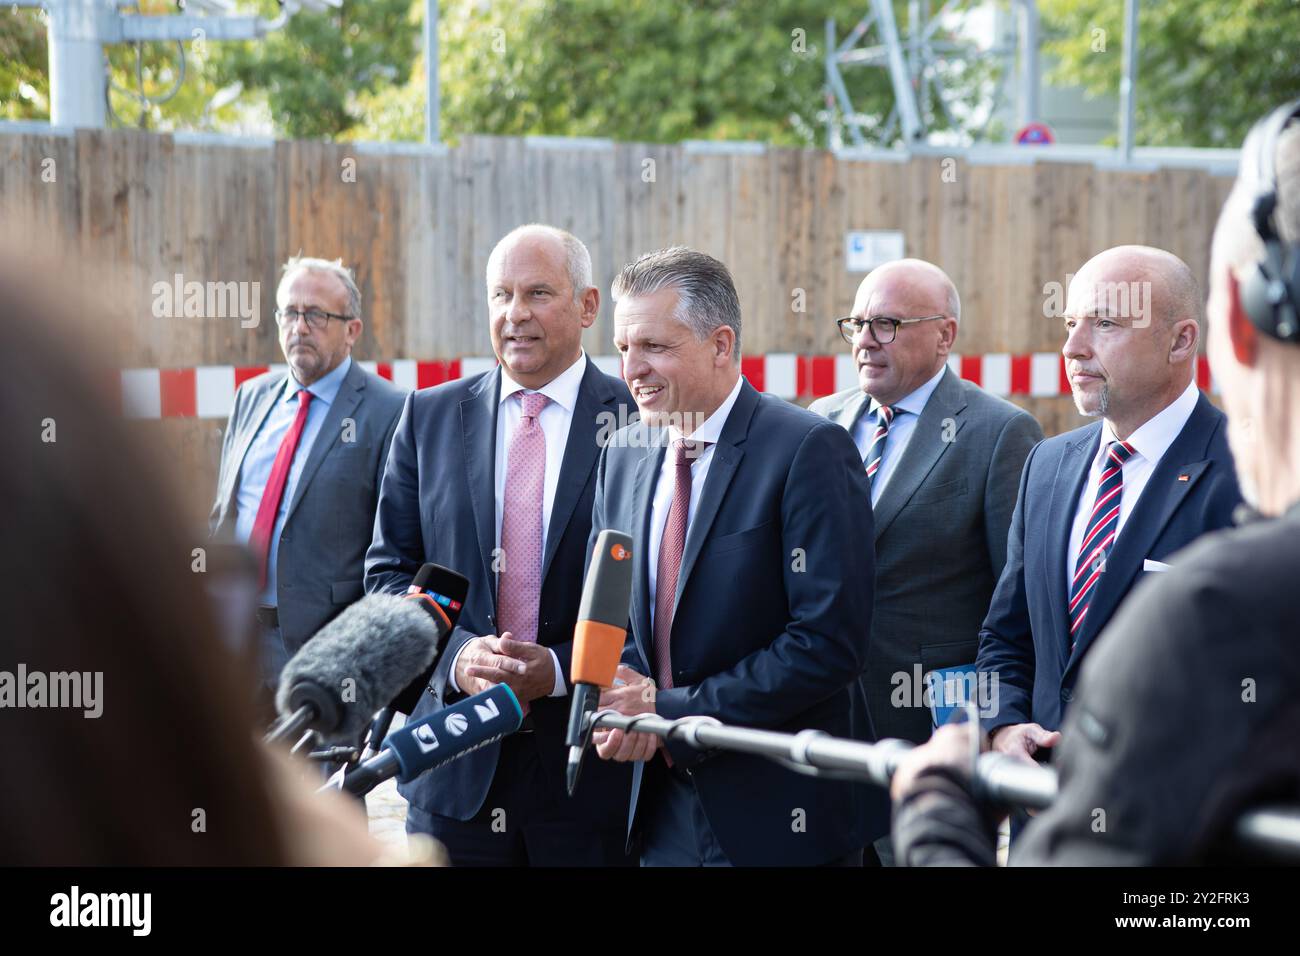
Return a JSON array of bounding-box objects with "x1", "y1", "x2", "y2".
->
[
  {"x1": 1098, "y1": 378, "x2": 1201, "y2": 464},
  {"x1": 668, "y1": 374, "x2": 745, "y2": 446},
  {"x1": 499, "y1": 350, "x2": 587, "y2": 413},
  {"x1": 869, "y1": 363, "x2": 947, "y2": 419}
]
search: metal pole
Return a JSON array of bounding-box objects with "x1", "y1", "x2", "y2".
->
[
  {"x1": 1017, "y1": 0, "x2": 1040, "y2": 127},
  {"x1": 872, "y1": 0, "x2": 924, "y2": 141},
  {"x1": 425, "y1": 0, "x2": 440, "y2": 144},
  {"x1": 586, "y1": 710, "x2": 1300, "y2": 861},
  {"x1": 48, "y1": 0, "x2": 109, "y2": 128},
  {"x1": 1120, "y1": 0, "x2": 1139, "y2": 162}
]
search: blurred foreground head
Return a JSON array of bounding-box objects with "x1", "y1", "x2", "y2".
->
[
  {"x1": 1208, "y1": 103, "x2": 1300, "y2": 515},
  {"x1": 0, "y1": 249, "x2": 289, "y2": 865}
]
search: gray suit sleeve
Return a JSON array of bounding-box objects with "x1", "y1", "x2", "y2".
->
[{"x1": 982, "y1": 411, "x2": 1044, "y2": 574}]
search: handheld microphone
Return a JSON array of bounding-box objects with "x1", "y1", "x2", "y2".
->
[
  {"x1": 386, "y1": 562, "x2": 471, "y2": 717},
  {"x1": 339, "y1": 684, "x2": 523, "y2": 797},
  {"x1": 267, "y1": 563, "x2": 467, "y2": 747},
  {"x1": 565, "y1": 530, "x2": 634, "y2": 795}
]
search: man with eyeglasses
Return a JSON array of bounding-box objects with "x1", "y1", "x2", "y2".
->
[
  {"x1": 810, "y1": 258, "x2": 1042, "y2": 861},
  {"x1": 210, "y1": 255, "x2": 406, "y2": 697}
]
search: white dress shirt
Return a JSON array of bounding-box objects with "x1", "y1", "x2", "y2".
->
[
  {"x1": 647, "y1": 375, "x2": 746, "y2": 629},
  {"x1": 1065, "y1": 379, "x2": 1201, "y2": 597},
  {"x1": 852, "y1": 364, "x2": 947, "y2": 506},
  {"x1": 450, "y1": 351, "x2": 589, "y2": 696}
]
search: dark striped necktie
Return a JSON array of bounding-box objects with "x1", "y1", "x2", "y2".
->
[
  {"x1": 864, "y1": 403, "x2": 897, "y2": 488},
  {"x1": 1068, "y1": 439, "x2": 1136, "y2": 647}
]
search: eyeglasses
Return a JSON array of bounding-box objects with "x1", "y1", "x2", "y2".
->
[
  {"x1": 836, "y1": 314, "x2": 946, "y2": 345},
  {"x1": 274, "y1": 307, "x2": 353, "y2": 331}
]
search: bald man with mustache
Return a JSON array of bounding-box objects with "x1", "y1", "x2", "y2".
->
[{"x1": 976, "y1": 245, "x2": 1243, "y2": 767}]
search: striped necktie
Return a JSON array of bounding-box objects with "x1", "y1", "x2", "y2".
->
[
  {"x1": 863, "y1": 403, "x2": 897, "y2": 488},
  {"x1": 1068, "y1": 440, "x2": 1136, "y2": 647}
]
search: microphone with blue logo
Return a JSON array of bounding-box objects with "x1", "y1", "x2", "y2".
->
[{"x1": 338, "y1": 684, "x2": 523, "y2": 797}]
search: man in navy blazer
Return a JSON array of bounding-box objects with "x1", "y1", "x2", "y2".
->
[
  {"x1": 978, "y1": 246, "x2": 1242, "y2": 761},
  {"x1": 365, "y1": 225, "x2": 636, "y2": 866},
  {"x1": 589, "y1": 247, "x2": 886, "y2": 866}
]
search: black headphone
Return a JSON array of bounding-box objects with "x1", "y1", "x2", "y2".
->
[{"x1": 1241, "y1": 98, "x2": 1300, "y2": 344}]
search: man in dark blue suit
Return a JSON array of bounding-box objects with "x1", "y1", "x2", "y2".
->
[
  {"x1": 978, "y1": 245, "x2": 1242, "y2": 761},
  {"x1": 365, "y1": 224, "x2": 637, "y2": 866},
  {"x1": 589, "y1": 247, "x2": 885, "y2": 866}
]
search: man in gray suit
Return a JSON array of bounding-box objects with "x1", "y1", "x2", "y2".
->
[
  {"x1": 210, "y1": 256, "x2": 406, "y2": 694},
  {"x1": 810, "y1": 259, "x2": 1042, "y2": 751}
]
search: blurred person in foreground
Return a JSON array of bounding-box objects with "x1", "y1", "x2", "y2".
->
[
  {"x1": 0, "y1": 251, "x2": 401, "y2": 866},
  {"x1": 889, "y1": 101, "x2": 1300, "y2": 865}
]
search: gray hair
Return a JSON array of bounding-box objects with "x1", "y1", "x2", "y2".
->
[
  {"x1": 277, "y1": 255, "x2": 362, "y2": 321},
  {"x1": 487, "y1": 224, "x2": 594, "y2": 302},
  {"x1": 611, "y1": 246, "x2": 742, "y2": 362},
  {"x1": 1214, "y1": 122, "x2": 1300, "y2": 275}
]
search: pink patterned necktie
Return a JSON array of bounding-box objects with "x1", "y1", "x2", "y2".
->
[{"x1": 498, "y1": 391, "x2": 549, "y2": 713}]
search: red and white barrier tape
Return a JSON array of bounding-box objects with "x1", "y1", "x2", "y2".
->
[{"x1": 118, "y1": 353, "x2": 1216, "y2": 420}]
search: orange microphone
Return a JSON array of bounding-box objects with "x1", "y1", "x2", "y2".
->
[{"x1": 565, "y1": 529, "x2": 634, "y2": 795}]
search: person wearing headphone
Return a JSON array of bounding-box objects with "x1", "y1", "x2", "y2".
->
[{"x1": 891, "y1": 100, "x2": 1300, "y2": 865}]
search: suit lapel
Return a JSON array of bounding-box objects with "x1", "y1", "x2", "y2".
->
[
  {"x1": 220, "y1": 376, "x2": 283, "y2": 523},
  {"x1": 1066, "y1": 395, "x2": 1219, "y2": 668},
  {"x1": 282, "y1": 362, "x2": 365, "y2": 526},
  {"x1": 1046, "y1": 426, "x2": 1101, "y2": 667},
  {"x1": 461, "y1": 368, "x2": 502, "y2": 612},
  {"x1": 541, "y1": 364, "x2": 614, "y2": 585},
  {"x1": 831, "y1": 390, "x2": 870, "y2": 433},
  {"x1": 672, "y1": 382, "x2": 759, "y2": 613},
  {"x1": 871, "y1": 369, "x2": 968, "y2": 541},
  {"x1": 630, "y1": 438, "x2": 666, "y2": 667}
]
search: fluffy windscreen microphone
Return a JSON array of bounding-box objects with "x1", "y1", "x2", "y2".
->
[{"x1": 269, "y1": 594, "x2": 442, "y2": 746}]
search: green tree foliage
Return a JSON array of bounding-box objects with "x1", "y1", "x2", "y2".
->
[
  {"x1": 361, "y1": 0, "x2": 959, "y2": 147},
  {"x1": 1040, "y1": 0, "x2": 1300, "y2": 147},
  {"x1": 214, "y1": 0, "x2": 420, "y2": 140},
  {"x1": 434, "y1": 0, "x2": 889, "y2": 145},
  {"x1": 0, "y1": 0, "x2": 418, "y2": 136},
  {"x1": 1, "y1": 8, "x2": 52, "y2": 121}
]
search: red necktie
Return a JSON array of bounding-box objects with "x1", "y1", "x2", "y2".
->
[
  {"x1": 654, "y1": 439, "x2": 707, "y2": 690},
  {"x1": 250, "y1": 389, "x2": 313, "y2": 589},
  {"x1": 653, "y1": 439, "x2": 707, "y2": 768}
]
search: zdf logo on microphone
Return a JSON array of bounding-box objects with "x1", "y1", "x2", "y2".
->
[
  {"x1": 445, "y1": 713, "x2": 469, "y2": 736},
  {"x1": 610, "y1": 543, "x2": 631, "y2": 561}
]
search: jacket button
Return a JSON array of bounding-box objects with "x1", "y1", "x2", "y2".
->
[{"x1": 1061, "y1": 688, "x2": 1073, "y2": 702}]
